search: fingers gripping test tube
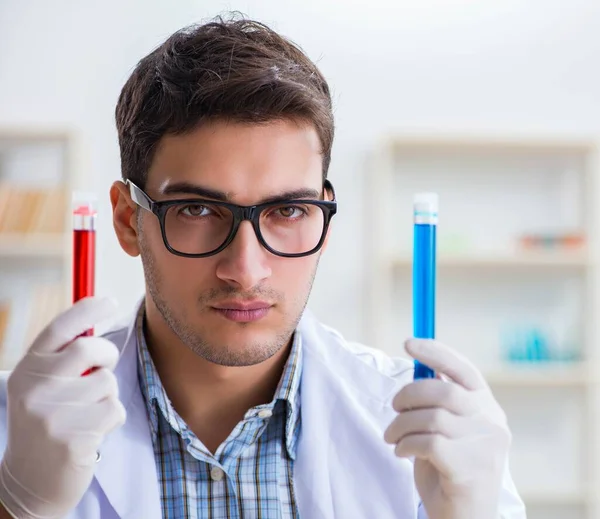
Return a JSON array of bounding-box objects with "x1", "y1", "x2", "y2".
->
[
  {"x1": 72, "y1": 193, "x2": 97, "y2": 378},
  {"x1": 413, "y1": 193, "x2": 438, "y2": 380}
]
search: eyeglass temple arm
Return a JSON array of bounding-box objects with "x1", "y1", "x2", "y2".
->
[{"x1": 127, "y1": 180, "x2": 153, "y2": 212}]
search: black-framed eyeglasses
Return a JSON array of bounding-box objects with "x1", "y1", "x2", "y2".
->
[{"x1": 127, "y1": 179, "x2": 337, "y2": 258}]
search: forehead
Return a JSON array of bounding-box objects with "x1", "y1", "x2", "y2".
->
[{"x1": 146, "y1": 119, "x2": 324, "y2": 204}]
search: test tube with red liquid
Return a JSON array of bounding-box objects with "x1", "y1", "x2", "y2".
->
[{"x1": 72, "y1": 194, "x2": 97, "y2": 375}]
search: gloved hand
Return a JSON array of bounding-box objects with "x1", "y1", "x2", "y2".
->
[
  {"x1": 0, "y1": 296, "x2": 126, "y2": 519},
  {"x1": 384, "y1": 339, "x2": 511, "y2": 519}
]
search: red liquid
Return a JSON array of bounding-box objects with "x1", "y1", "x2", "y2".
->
[
  {"x1": 73, "y1": 229, "x2": 95, "y2": 304},
  {"x1": 73, "y1": 230, "x2": 96, "y2": 375}
]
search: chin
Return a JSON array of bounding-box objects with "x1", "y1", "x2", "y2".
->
[
  {"x1": 215, "y1": 326, "x2": 276, "y2": 346},
  {"x1": 191, "y1": 330, "x2": 287, "y2": 367}
]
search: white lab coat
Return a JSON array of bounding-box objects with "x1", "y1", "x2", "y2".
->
[{"x1": 0, "y1": 302, "x2": 527, "y2": 519}]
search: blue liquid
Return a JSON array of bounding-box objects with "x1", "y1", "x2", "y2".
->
[{"x1": 413, "y1": 222, "x2": 436, "y2": 379}]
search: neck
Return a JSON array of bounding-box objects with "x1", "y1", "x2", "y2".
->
[{"x1": 142, "y1": 296, "x2": 292, "y2": 452}]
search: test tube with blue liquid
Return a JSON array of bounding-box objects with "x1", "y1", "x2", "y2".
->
[{"x1": 413, "y1": 193, "x2": 438, "y2": 380}]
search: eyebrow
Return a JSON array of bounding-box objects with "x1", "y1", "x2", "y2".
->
[{"x1": 161, "y1": 181, "x2": 321, "y2": 204}]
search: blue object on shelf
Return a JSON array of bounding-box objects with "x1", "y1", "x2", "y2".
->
[
  {"x1": 501, "y1": 325, "x2": 565, "y2": 364},
  {"x1": 501, "y1": 325, "x2": 522, "y2": 362},
  {"x1": 528, "y1": 329, "x2": 550, "y2": 362}
]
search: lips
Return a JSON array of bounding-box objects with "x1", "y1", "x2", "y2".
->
[
  {"x1": 212, "y1": 300, "x2": 272, "y2": 311},
  {"x1": 211, "y1": 300, "x2": 272, "y2": 322}
]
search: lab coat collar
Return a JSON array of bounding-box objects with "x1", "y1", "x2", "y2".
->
[{"x1": 93, "y1": 300, "x2": 162, "y2": 519}]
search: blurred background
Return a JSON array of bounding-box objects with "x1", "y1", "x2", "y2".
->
[{"x1": 2, "y1": 0, "x2": 600, "y2": 517}]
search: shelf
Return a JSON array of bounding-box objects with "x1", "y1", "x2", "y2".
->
[
  {"x1": 385, "y1": 134, "x2": 595, "y2": 154},
  {"x1": 0, "y1": 128, "x2": 72, "y2": 143},
  {"x1": 484, "y1": 363, "x2": 593, "y2": 387},
  {"x1": 390, "y1": 250, "x2": 590, "y2": 269},
  {"x1": 519, "y1": 488, "x2": 588, "y2": 505},
  {"x1": 0, "y1": 233, "x2": 67, "y2": 258}
]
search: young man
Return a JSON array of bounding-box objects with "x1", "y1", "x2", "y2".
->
[{"x1": 0, "y1": 16, "x2": 526, "y2": 519}]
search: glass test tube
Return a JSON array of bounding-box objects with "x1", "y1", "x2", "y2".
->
[
  {"x1": 413, "y1": 192, "x2": 438, "y2": 380},
  {"x1": 72, "y1": 193, "x2": 97, "y2": 337}
]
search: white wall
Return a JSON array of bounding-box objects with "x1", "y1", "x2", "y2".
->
[{"x1": 2, "y1": 0, "x2": 600, "y2": 343}]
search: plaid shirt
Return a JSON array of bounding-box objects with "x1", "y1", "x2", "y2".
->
[{"x1": 135, "y1": 309, "x2": 302, "y2": 519}]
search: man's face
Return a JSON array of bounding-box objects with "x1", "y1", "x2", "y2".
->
[{"x1": 127, "y1": 120, "x2": 329, "y2": 366}]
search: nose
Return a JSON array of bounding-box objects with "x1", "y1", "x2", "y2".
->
[{"x1": 215, "y1": 221, "x2": 272, "y2": 290}]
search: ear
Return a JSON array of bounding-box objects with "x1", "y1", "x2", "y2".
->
[
  {"x1": 320, "y1": 181, "x2": 336, "y2": 253},
  {"x1": 110, "y1": 180, "x2": 140, "y2": 257}
]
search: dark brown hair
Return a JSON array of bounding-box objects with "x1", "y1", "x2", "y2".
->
[{"x1": 115, "y1": 14, "x2": 334, "y2": 188}]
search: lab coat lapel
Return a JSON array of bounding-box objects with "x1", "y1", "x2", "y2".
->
[
  {"x1": 294, "y1": 312, "x2": 419, "y2": 519},
  {"x1": 93, "y1": 312, "x2": 162, "y2": 519}
]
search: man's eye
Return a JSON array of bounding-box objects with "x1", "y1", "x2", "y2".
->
[
  {"x1": 180, "y1": 204, "x2": 209, "y2": 217},
  {"x1": 276, "y1": 206, "x2": 305, "y2": 218}
]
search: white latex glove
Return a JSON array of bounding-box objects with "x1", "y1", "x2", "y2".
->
[
  {"x1": 384, "y1": 339, "x2": 511, "y2": 519},
  {"x1": 0, "y1": 296, "x2": 126, "y2": 519}
]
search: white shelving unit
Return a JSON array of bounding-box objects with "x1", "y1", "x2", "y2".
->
[
  {"x1": 0, "y1": 233, "x2": 67, "y2": 258},
  {"x1": 366, "y1": 135, "x2": 600, "y2": 519},
  {"x1": 0, "y1": 128, "x2": 78, "y2": 368}
]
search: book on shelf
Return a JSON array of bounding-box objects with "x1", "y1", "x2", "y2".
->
[
  {"x1": 0, "y1": 286, "x2": 67, "y2": 369},
  {"x1": 0, "y1": 184, "x2": 67, "y2": 235},
  {"x1": 23, "y1": 283, "x2": 67, "y2": 351}
]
